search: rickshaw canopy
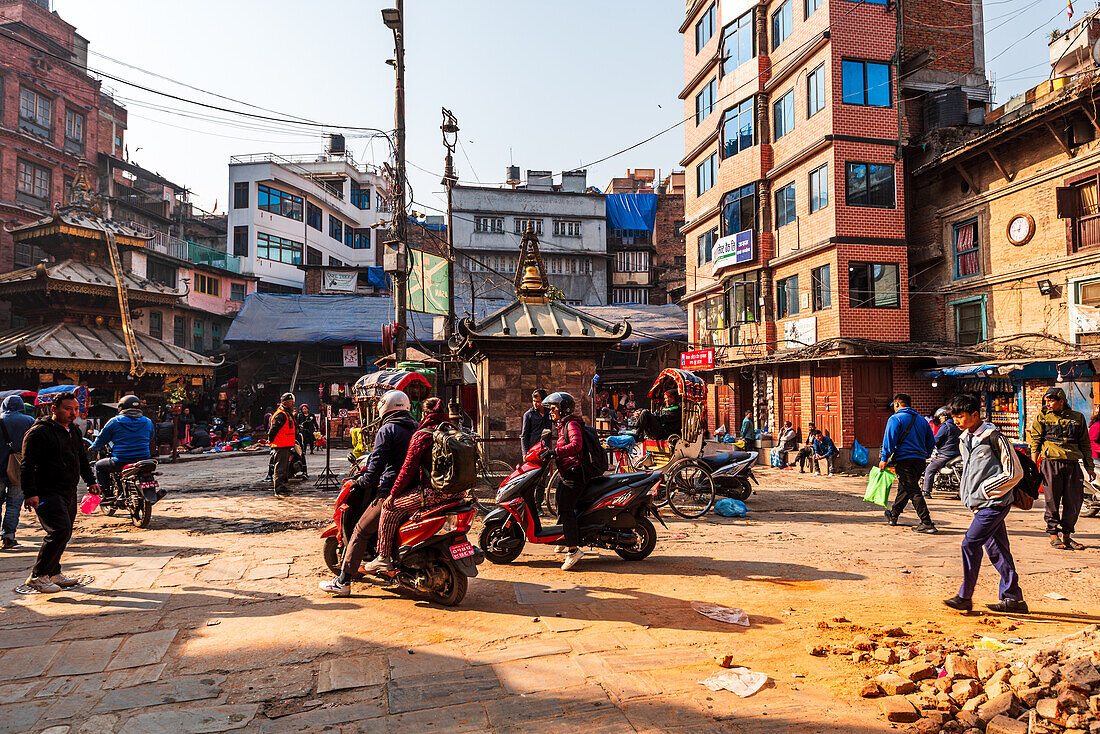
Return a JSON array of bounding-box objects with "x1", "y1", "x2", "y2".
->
[
  {"x1": 352, "y1": 370, "x2": 432, "y2": 402},
  {"x1": 35, "y1": 385, "x2": 89, "y2": 415},
  {"x1": 648, "y1": 369, "x2": 706, "y2": 404}
]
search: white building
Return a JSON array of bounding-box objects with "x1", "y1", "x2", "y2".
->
[
  {"x1": 451, "y1": 170, "x2": 607, "y2": 305},
  {"x1": 226, "y1": 148, "x2": 388, "y2": 292}
]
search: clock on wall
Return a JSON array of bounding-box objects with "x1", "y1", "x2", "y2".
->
[{"x1": 1006, "y1": 213, "x2": 1035, "y2": 246}]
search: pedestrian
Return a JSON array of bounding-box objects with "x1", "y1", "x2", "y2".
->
[
  {"x1": 19, "y1": 392, "x2": 100, "y2": 593},
  {"x1": 794, "y1": 429, "x2": 818, "y2": 472},
  {"x1": 942, "y1": 393, "x2": 1029, "y2": 614},
  {"x1": 320, "y1": 390, "x2": 417, "y2": 596},
  {"x1": 922, "y1": 407, "x2": 962, "y2": 498},
  {"x1": 268, "y1": 393, "x2": 297, "y2": 497},
  {"x1": 1028, "y1": 386, "x2": 1095, "y2": 550},
  {"x1": 880, "y1": 393, "x2": 938, "y2": 533},
  {"x1": 299, "y1": 405, "x2": 318, "y2": 454},
  {"x1": 1088, "y1": 407, "x2": 1100, "y2": 461},
  {"x1": 542, "y1": 392, "x2": 587, "y2": 571},
  {"x1": 740, "y1": 410, "x2": 756, "y2": 450},
  {"x1": 776, "y1": 421, "x2": 797, "y2": 469},
  {"x1": 520, "y1": 389, "x2": 553, "y2": 454},
  {"x1": 89, "y1": 396, "x2": 155, "y2": 494},
  {"x1": 812, "y1": 429, "x2": 838, "y2": 476},
  {"x1": 632, "y1": 391, "x2": 681, "y2": 443},
  {"x1": 0, "y1": 395, "x2": 34, "y2": 550}
]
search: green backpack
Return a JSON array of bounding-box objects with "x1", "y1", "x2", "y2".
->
[{"x1": 422, "y1": 422, "x2": 478, "y2": 496}]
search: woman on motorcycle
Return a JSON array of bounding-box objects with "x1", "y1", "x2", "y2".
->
[{"x1": 544, "y1": 392, "x2": 586, "y2": 571}]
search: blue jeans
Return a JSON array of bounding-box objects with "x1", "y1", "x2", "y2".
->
[
  {"x1": 95, "y1": 457, "x2": 128, "y2": 491},
  {"x1": 958, "y1": 504, "x2": 1022, "y2": 602},
  {"x1": 0, "y1": 481, "x2": 21, "y2": 540}
]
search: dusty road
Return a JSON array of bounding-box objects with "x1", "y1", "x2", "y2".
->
[{"x1": 0, "y1": 452, "x2": 1097, "y2": 733}]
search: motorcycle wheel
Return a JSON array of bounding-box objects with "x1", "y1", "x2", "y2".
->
[
  {"x1": 478, "y1": 518, "x2": 524, "y2": 564},
  {"x1": 323, "y1": 536, "x2": 343, "y2": 575},
  {"x1": 423, "y1": 559, "x2": 467, "y2": 607},
  {"x1": 615, "y1": 516, "x2": 657, "y2": 561},
  {"x1": 727, "y1": 479, "x2": 752, "y2": 502},
  {"x1": 98, "y1": 499, "x2": 117, "y2": 517},
  {"x1": 130, "y1": 498, "x2": 152, "y2": 528},
  {"x1": 1083, "y1": 499, "x2": 1100, "y2": 518}
]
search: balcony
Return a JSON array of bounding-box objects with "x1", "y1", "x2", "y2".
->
[
  {"x1": 114, "y1": 182, "x2": 169, "y2": 219},
  {"x1": 187, "y1": 242, "x2": 241, "y2": 274},
  {"x1": 123, "y1": 221, "x2": 241, "y2": 274}
]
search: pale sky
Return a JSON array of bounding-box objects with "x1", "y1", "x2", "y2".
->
[{"x1": 53, "y1": 0, "x2": 1075, "y2": 215}]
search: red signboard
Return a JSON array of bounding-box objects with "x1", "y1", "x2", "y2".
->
[{"x1": 680, "y1": 349, "x2": 714, "y2": 370}]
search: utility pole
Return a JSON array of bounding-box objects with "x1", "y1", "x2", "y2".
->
[
  {"x1": 382, "y1": 2, "x2": 408, "y2": 362},
  {"x1": 441, "y1": 108, "x2": 459, "y2": 406}
]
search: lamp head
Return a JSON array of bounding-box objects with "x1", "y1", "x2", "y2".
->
[{"x1": 381, "y1": 7, "x2": 401, "y2": 29}]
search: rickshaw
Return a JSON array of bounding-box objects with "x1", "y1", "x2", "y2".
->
[{"x1": 348, "y1": 370, "x2": 432, "y2": 466}]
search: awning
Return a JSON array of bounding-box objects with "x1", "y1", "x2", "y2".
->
[{"x1": 605, "y1": 193, "x2": 657, "y2": 232}]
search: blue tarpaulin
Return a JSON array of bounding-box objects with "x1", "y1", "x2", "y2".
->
[
  {"x1": 606, "y1": 193, "x2": 657, "y2": 232},
  {"x1": 366, "y1": 266, "x2": 390, "y2": 291}
]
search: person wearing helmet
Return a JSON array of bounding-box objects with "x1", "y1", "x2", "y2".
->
[
  {"x1": 1029, "y1": 386, "x2": 1095, "y2": 550},
  {"x1": 922, "y1": 407, "x2": 961, "y2": 498},
  {"x1": 320, "y1": 390, "x2": 417, "y2": 595},
  {"x1": 543, "y1": 392, "x2": 587, "y2": 571},
  {"x1": 89, "y1": 395, "x2": 155, "y2": 495}
]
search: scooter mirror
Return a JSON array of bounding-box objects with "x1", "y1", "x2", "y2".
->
[{"x1": 540, "y1": 428, "x2": 553, "y2": 440}]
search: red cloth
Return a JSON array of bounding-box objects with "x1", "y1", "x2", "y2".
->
[
  {"x1": 555, "y1": 415, "x2": 584, "y2": 471},
  {"x1": 389, "y1": 404, "x2": 449, "y2": 498},
  {"x1": 1089, "y1": 420, "x2": 1100, "y2": 460}
]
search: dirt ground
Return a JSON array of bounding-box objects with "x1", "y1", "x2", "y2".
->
[{"x1": 0, "y1": 452, "x2": 1097, "y2": 733}]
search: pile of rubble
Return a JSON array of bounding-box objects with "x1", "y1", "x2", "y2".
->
[{"x1": 846, "y1": 625, "x2": 1100, "y2": 733}]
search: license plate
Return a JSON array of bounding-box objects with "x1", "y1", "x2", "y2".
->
[{"x1": 449, "y1": 541, "x2": 475, "y2": 560}]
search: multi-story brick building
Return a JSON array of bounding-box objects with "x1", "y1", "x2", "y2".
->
[
  {"x1": 679, "y1": 0, "x2": 988, "y2": 454},
  {"x1": 604, "y1": 170, "x2": 686, "y2": 305}
]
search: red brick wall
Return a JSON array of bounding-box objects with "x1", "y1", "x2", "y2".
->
[{"x1": 653, "y1": 191, "x2": 685, "y2": 305}]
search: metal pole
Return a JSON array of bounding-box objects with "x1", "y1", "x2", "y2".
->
[
  {"x1": 393, "y1": 0, "x2": 408, "y2": 363},
  {"x1": 441, "y1": 107, "x2": 459, "y2": 409}
]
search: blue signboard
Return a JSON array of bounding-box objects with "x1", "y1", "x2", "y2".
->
[{"x1": 711, "y1": 229, "x2": 754, "y2": 274}]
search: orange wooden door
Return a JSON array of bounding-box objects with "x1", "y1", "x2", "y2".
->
[
  {"x1": 852, "y1": 361, "x2": 893, "y2": 449},
  {"x1": 812, "y1": 364, "x2": 842, "y2": 444},
  {"x1": 778, "y1": 365, "x2": 801, "y2": 432}
]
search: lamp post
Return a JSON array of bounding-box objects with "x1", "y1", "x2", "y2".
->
[
  {"x1": 441, "y1": 108, "x2": 459, "y2": 406},
  {"x1": 382, "y1": 3, "x2": 407, "y2": 362}
]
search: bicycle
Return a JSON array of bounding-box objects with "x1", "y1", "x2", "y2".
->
[{"x1": 471, "y1": 437, "x2": 515, "y2": 514}]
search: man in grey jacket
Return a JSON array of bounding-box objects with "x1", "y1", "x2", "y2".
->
[
  {"x1": 942, "y1": 393, "x2": 1028, "y2": 614},
  {"x1": 0, "y1": 395, "x2": 34, "y2": 550}
]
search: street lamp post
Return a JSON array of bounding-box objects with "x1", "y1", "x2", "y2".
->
[
  {"x1": 441, "y1": 107, "x2": 459, "y2": 406},
  {"x1": 382, "y1": 2, "x2": 407, "y2": 362}
]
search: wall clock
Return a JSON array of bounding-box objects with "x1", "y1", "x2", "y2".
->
[{"x1": 1006, "y1": 213, "x2": 1035, "y2": 246}]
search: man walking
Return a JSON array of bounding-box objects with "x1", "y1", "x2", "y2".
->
[
  {"x1": 268, "y1": 393, "x2": 297, "y2": 497},
  {"x1": 0, "y1": 395, "x2": 34, "y2": 550},
  {"x1": 880, "y1": 393, "x2": 937, "y2": 533},
  {"x1": 1029, "y1": 386, "x2": 1095, "y2": 550},
  {"x1": 943, "y1": 393, "x2": 1028, "y2": 614},
  {"x1": 740, "y1": 410, "x2": 756, "y2": 450},
  {"x1": 923, "y1": 408, "x2": 961, "y2": 498},
  {"x1": 20, "y1": 392, "x2": 99, "y2": 593}
]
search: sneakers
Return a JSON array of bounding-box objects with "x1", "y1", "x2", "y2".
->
[
  {"x1": 561, "y1": 548, "x2": 585, "y2": 571},
  {"x1": 25, "y1": 575, "x2": 61, "y2": 593},
  {"x1": 362, "y1": 556, "x2": 396, "y2": 575},
  {"x1": 319, "y1": 577, "x2": 351, "y2": 597},
  {"x1": 883, "y1": 510, "x2": 898, "y2": 526},
  {"x1": 1, "y1": 537, "x2": 21, "y2": 550},
  {"x1": 553, "y1": 545, "x2": 569, "y2": 553},
  {"x1": 51, "y1": 573, "x2": 82, "y2": 588},
  {"x1": 827, "y1": 472, "x2": 834, "y2": 477},
  {"x1": 911, "y1": 523, "x2": 938, "y2": 534},
  {"x1": 986, "y1": 599, "x2": 1029, "y2": 614},
  {"x1": 943, "y1": 595, "x2": 973, "y2": 612}
]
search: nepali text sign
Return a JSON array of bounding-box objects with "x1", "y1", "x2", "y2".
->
[
  {"x1": 680, "y1": 349, "x2": 715, "y2": 371},
  {"x1": 407, "y1": 250, "x2": 450, "y2": 317},
  {"x1": 342, "y1": 345, "x2": 358, "y2": 367},
  {"x1": 711, "y1": 229, "x2": 753, "y2": 276}
]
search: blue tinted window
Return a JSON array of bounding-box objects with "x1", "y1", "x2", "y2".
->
[
  {"x1": 775, "y1": 183, "x2": 796, "y2": 227},
  {"x1": 842, "y1": 59, "x2": 892, "y2": 107},
  {"x1": 722, "y1": 184, "x2": 756, "y2": 237},
  {"x1": 771, "y1": 0, "x2": 792, "y2": 50},
  {"x1": 721, "y1": 11, "x2": 755, "y2": 75},
  {"x1": 721, "y1": 98, "x2": 755, "y2": 158},
  {"x1": 695, "y1": 3, "x2": 716, "y2": 53},
  {"x1": 773, "y1": 90, "x2": 795, "y2": 139}
]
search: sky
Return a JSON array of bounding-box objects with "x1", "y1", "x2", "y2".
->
[{"x1": 52, "y1": 0, "x2": 1084, "y2": 215}]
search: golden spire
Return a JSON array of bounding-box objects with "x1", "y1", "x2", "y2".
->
[{"x1": 513, "y1": 222, "x2": 549, "y2": 303}]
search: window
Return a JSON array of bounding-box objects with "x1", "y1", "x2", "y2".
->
[
  {"x1": 345, "y1": 227, "x2": 354, "y2": 249},
  {"x1": 720, "y1": 10, "x2": 755, "y2": 75},
  {"x1": 697, "y1": 228, "x2": 718, "y2": 264},
  {"x1": 615, "y1": 251, "x2": 650, "y2": 272},
  {"x1": 721, "y1": 184, "x2": 756, "y2": 236},
  {"x1": 613, "y1": 288, "x2": 649, "y2": 304},
  {"x1": 257, "y1": 184, "x2": 303, "y2": 220},
  {"x1": 114, "y1": 134, "x2": 123, "y2": 150},
  {"x1": 351, "y1": 183, "x2": 371, "y2": 209},
  {"x1": 350, "y1": 229, "x2": 370, "y2": 249},
  {"x1": 329, "y1": 216, "x2": 343, "y2": 242},
  {"x1": 232, "y1": 226, "x2": 249, "y2": 257},
  {"x1": 1075, "y1": 279, "x2": 1100, "y2": 345},
  {"x1": 212, "y1": 323, "x2": 221, "y2": 351},
  {"x1": 848, "y1": 262, "x2": 900, "y2": 309},
  {"x1": 807, "y1": 63, "x2": 826, "y2": 117},
  {"x1": 696, "y1": 78, "x2": 717, "y2": 124},
  {"x1": 195, "y1": 273, "x2": 220, "y2": 296},
  {"x1": 16, "y1": 159, "x2": 50, "y2": 202},
  {"x1": 730, "y1": 278, "x2": 759, "y2": 323},
  {"x1": 330, "y1": 257, "x2": 345, "y2": 267},
  {"x1": 695, "y1": 2, "x2": 716, "y2": 52},
  {"x1": 148, "y1": 311, "x2": 163, "y2": 340},
  {"x1": 19, "y1": 87, "x2": 51, "y2": 138},
  {"x1": 721, "y1": 98, "x2": 755, "y2": 158},
  {"x1": 774, "y1": 182, "x2": 796, "y2": 228},
  {"x1": 696, "y1": 152, "x2": 717, "y2": 195},
  {"x1": 841, "y1": 59, "x2": 892, "y2": 107},
  {"x1": 193, "y1": 319, "x2": 204, "y2": 353},
  {"x1": 63, "y1": 175, "x2": 74, "y2": 204},
  {"x1": 805, "y1": 0, "x2": 822, "y2": 17},
  {"x1": 771, "y1": 0, "x2": 792, "y2": 50},
  {"x1": 230, "y1": 283, "x2": 247, "y2": 301},
  {"x1": 233, "y1": 182, "x2": 249, "y2": 209},
  {"x1": 809, "y1": 164, "x2": 829, "y2": 213},
  {"x1": 147, "y1": 260, "x2": 177, "y2": 288},
  {"x1": 64, "y1": 109, "x2": 84, "y2": 154},
  {"x1": 955, "y1": 300, "x2": 984, "y2": 345},
  {"x1": 173, "y1": 316, "x2": 186, "y2": 347},
  {"x1": 953, "y1": 220, "x2": 980, "y2": 279},
  {"x1": 554, "y1": 220, "x2": 582, "y2": 237},
  {"x1": 514, "y1": 218, "x2": 543, "y2": 235},
  {"x1": 777, "y1": 275, "x2": 799, "y2": 318},
  {"x1": 706, "y1": 292, "x2": 728, "y2": 331},
  {"x1": 475, "y1": 217, "x2": 504, "y2": 233},
  {"x1": 256, "y1": 232, "x2": 303, "y2": 264},
  {"x1": 773, "y1": 89, "x2": 795, "y2": 139},
  {"x1": 306, "y1": 203, "x2": 322, "y2": 230},
  {"x1": 811, "y1": 264, "x2": 832, "y2": 311},
  {"x1": 306, "y1": 246, "x2": 322, "y2": 266},
  {"x1": 845, "y1": 162, "x2": 895, "y2": 208}
]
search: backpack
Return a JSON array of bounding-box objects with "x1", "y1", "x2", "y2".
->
[
  {"x1": 422, "y1": 422, "x2": 478, "y2": 496},
  {"x1": 1012, "y1": 447, "x2": 1041, "y2": 511},
  {"x1": 580, "y1": 423, "x2": 608, "y2": 477}
]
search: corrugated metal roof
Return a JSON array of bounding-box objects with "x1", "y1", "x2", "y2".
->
[
  {"x1": 465, "y1": 299, "x2": 628, "y2": 340},
  {"x1": 0, "y1": 323, "x2": 214, "y2": 373},
  {"x1": 0, "y1": 259, "x2": 180, "y2": 299}
]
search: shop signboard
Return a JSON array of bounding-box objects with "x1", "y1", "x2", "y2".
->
[
  {"x1": 322, "y1": 270, "x2": 357, "y2": 293},
  {"x1": 680, "y1": 349, "x2": 715, "y2": 370},
  {"x1": 782, "y1": 316, "x2": 816, "y2": 350},
  {"x1": 407, "y1": 250, "x2": 450, "y2": 317},
  {"x1": 342, "y1": 345, "x2": 358, "y2": 367},
  {"x1": 711, "y1": 229, "x2": 753, "y2": 276}
]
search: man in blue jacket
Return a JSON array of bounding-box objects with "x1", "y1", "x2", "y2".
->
[
  {"x1": 922, "y1": 407, "x2": 961, "y2": 498},
  {"x1": 0, "y1": 395, "x2": 34, "y2": 550},
  {"x1": 880, "y1": 393, "x2": 938, "y2": 533},
  {"x1": 89, "y1": 395, "x2": 155, "y2": 493}
]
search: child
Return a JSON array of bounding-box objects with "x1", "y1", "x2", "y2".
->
[{"x1": 942, "y1": 393, "x2": 1028, "y2": 614}]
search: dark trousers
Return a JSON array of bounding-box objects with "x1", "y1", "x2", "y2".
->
[
  {"x1": 813, "y1": 454, "x2": 836, "y2": 474},
  {"x1": 273, "y1": 447, "x2": 292, "y2": 493},
  {"x1": 94, "y1": 457, "x2": 126, "y2": 492},
  {"x1": 341, "y1": 496, "x2": 384, "y2": 577},
  {"x1": 890, "y1": 458, "x2": 934, "y2": 526},
  {"x1": 303, "y1": 433, "x2": 316, "y2": 453},
  {"x1": 922, "y1": 454, "x2": 955, "y2": 495},
  {"x1": 958, "y1": 504, "x2": 1022, "y2": 602},
  {"x1": 32, "y1": 491, "x2": 77, "y2": 578},
  {"x1": 1042, "y1": 459, "x2": 1084, "y2": 535},
  {"x1": 633, "y1": 411, "x2": 672, "y2": 442},
  {"x1": 795, "y1": 448, "x2": 814, "y2": 470},
  {"x1": 556, "y1": 468, "x2": 585, "y2": 548}
]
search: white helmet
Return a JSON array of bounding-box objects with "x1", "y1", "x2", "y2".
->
[{"x1": 377, "y1": 390, "x2": 411, "y2": 418}]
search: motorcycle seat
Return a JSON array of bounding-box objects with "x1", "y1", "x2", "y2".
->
[
  {"x1": 699, "y1": 451, "x2": 752, "y2": 467},
  {"x1": 121, "y1": 459, "x2": 158, "y2": 476},
  {"x1": 585, "y1": 472, "x2": 652, "y2": 495},
  {"x1": 413, "y1": 500, "x2": 476, "y2": 520}
]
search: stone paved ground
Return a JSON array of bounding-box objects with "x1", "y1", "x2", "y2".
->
[{"x1": 0, "y1": 452, "x2": 1098, "y2": 733}]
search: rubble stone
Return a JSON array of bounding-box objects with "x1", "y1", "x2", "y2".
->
[
  {"x1": 1017, "y1": 686, "x2": 1047, "y2": 708},
  {"x1": 1062, "y1": 658, "x2": 1100, "y2": 692},
  {"x1": 934, "y1": 677, "x2": 954, "y2": 693},
  {"x1": 809, "y1": 645, "x2": 828, "y2": 657},
  {"x1": 962, "y1": 693, "x2": 988, "y2": 712},
  {"x1": 1066, "y1": 714, "x2": 1090, "y2": 729},
  {"x1": 1059, "y1": 686, "x2": 1090, "y2": 713},
  {"x1": 955, "y1": 710, "x2": 980, "y2": 729},
  {"x1": 874, "y1": 648, "x2": 898, "y2": 665},
  {"x1": 924, "y1": 710, "x2": 951, "y2": 727},
  {"x1": 853, "y1": 635, "x2": 875, "y2": 651},
  {"x1": 1035, "y1": 698, "x2": 1060, "y2": 720},
  {"x1": 978, "y1": 691, "x2": 1020, "y2": 722},
  {"x1": 882, "y1": 627, "x2": 906, "y2": 638},
  {"x1": 952, "y1": 678, "x2": 985, "y2": 704},
  {"x1": 898, "y1": 648, "x2": 916, "y2": 662},
  {"x1": 1089, "y1": 694, "x2": 1100, "y2": 715},
  {"x1": 899, "y1": 660, "x2": 938, "y2": 682},
  {"x1": 858, "y1": 681, "x2": 882, "y2": 698},
  {"x1": 979, "y1": 657, "x2": 1008, "y2": 681},
  {"x1": 879, "y1": 695, "x2": 921, "y2": 723},
  {"x1": 876, "y1": 673, "x2": 917, "y2": 696},
  {"x1": 913, "y1": 719, "x2": 939, "y2": 734},
  {"x1": 946, "y1": 654, "x2": 980, "y2": 680},
  {"x1": 1009, "y1": 671, "x2": 1037, "y2": 690},
  {"x1": 1039, "y1": 665, "x2": 1061, "y2": 687},
  {"x1": 985, "y1": 714, "x2": 1027, "y2": 734}
]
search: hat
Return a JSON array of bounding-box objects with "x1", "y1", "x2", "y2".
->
[
  {"x1": 280, "y1": 392, "x2": 295, "y2": 402},
  {"x1": 1044, "y1": 387, "x2": 1067, "y2": 402}
]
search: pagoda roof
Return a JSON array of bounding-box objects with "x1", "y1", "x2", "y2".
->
[
  {"x1": 9, "y1": 209, "x2": 152, "y2": 250},
  {"x1": 459, "y1": 299, "x2": 631, "y2": 342},
  {"x1": 0, "y1": 323, "x2": 214, "y2": 376},
  {"x1": 0, "y1": 259, "x2": 182, "y2": 305}
]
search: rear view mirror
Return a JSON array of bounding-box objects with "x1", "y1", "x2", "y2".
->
[{"x1": 541, "y1": 428, "x2": 553, "y2": 440}]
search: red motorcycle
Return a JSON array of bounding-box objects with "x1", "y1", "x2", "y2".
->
[{"x1": 320, "y1": 482, "x2": 483, "y2": 606}]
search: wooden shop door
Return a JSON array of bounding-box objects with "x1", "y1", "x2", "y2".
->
[{"x1": 812, "y1": 363, "x2": 842, "y2": 444}]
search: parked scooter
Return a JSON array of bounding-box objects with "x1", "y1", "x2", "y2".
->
[
  {"x1": 320, "y1": 482, "x2": 484, "y2": 606},
  {"x1": 97, "y1": 459, "x2": 164, "y2": 528},
  {"x1": 478, "y1": 432, "x2": 664, "y2": 565},
  {"x1": 1083, "y1": 468, "x2": 1100, "y2": 518},
  {"x1": 698, "y1": 450, "x2": 758, "y2": 501}
]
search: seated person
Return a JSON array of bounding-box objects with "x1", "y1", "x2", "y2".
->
[
  {"x1": 776, "y1": 421, "x2": 797, "y2": 466},
  {"x1": 632, "y1": 391, "x2": 682, "y2": 442},
  {"x1": 89, "y1": 395, "x2": 155, "y2": 491},
  {"x1": 812, "y1": 429, "x2": 838, "y2": 476},
  {"x1": 190, "y1": 425, "x2": 212, "y2": 450},
  {"x1": 794, "y1": 429, "x2": 820, "y2": 472}
]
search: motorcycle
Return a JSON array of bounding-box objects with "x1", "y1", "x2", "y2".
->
[
  {"x1": 698, "y1": 450, "x2": 758, "y2": 502},
  {"x1": 320, "y1": 482, "x2": 484, "y2": 607},
  {"x1": 929, "y1": 455, "x2": 962, "y2": 499},
  {"x1": 98, "y1": 459, "x2": 164, "y2": 528},
  {"x1": 1083, "y1": 466, "x2": 1100, "y2": 518},
  {"x1": 478, "y1": 435, "x2": 664, "y2": 565}
]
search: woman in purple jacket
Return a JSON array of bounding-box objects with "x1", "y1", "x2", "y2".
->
[{"x1": 543, "y1": 392, "x2": 586, "y2": 571}]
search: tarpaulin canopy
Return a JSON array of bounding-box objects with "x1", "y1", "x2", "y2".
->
[
  {"x1": 35, "y1": 385, "x2": 89, "y2": 415},
  {"x1": 605, "y1": 193, "x2": 657, "y2": 232},
  {"x1": 225, "y1": 294, "x2": 438, "y2": 345},
  {"x1": 365, "y1": 267, "x2": 390, "y2": 291}
]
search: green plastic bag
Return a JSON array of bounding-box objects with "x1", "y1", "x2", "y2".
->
[{"x1": 863, "y1": 467, "x2": 896, "y2": 507}]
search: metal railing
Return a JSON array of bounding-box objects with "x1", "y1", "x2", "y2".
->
[{"x1": 123, "y1": 220, "x2": 240, "y2": 273}]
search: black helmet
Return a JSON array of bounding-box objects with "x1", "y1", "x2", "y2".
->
[
  {"x1": 541, "y1": 392, "x2": 575, "y2": 415},
  {"x1": 118, "y1": 395, "x2": 142, "y2": 411},
  {"x1": 934, "y1": 407, "x2": 950, "y2": 419}
]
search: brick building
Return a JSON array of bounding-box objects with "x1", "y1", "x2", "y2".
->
[
  {"x1": 604, "y1": 170, "x2": 686, "y2": 305},
  {"x1": 678, "y1": 0, "x2": 988, "y2": 456}
]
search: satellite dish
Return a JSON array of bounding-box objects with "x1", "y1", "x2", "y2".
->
[{"x1": 1091, "y1": 36, "x2": 1100, "y2": 67}]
